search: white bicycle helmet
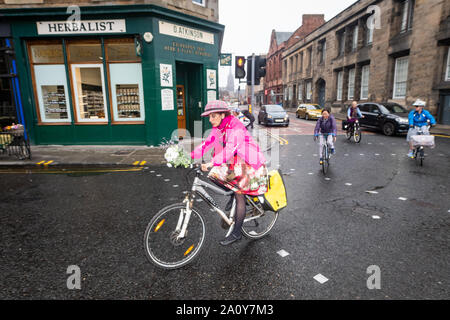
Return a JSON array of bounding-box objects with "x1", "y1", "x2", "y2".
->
[{"x1": 412, "y1": 99, "x2": 426, "y2": 107}]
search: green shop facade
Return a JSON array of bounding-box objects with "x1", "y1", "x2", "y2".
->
[{"x1": 0, "y1": 4, "x2": 224, "y2": 145}]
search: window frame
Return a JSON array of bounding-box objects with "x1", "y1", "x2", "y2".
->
[
  {"x1": 360, "y1": 65, "x2": 370, "y2": 100},
  {"x1": 104, "y1": 38, "x2": 145, "y2": 124},
  {"x1": 393, "y1": 56, "x2": 409, "y2": 99},
  {"x1": 400, "y1": 0, "x2": 415, "y2": 33},
  {"x1": 27, "y1": 40, "x2": 72, "y2": 125},
  {"x1": 192, "y1": 0, "x2": 206, "y2": 7},
  {"x1": 337, "y1": 71, "x2": 344, "y2": 101},
  {"x1": 446, "y1": 47, "x2": 450, "y2": 81},
  {"x1": 348, "y1": 68, "x2": 356, "y2": 100},
  {"x1": 352, "y1": 25, "x2": 359, "y2": 51}
]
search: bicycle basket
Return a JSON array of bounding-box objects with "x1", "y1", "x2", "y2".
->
[
  {"x1": 411, "y1": 135, "x2": 435, "y2": 148},
  {"x1": 258, "y1": 169, "x2": 287, "y2": 212}
]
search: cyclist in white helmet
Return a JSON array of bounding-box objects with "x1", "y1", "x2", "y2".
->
[{"x1": 406, "y1": 99, "x2": 436, "y2": 158}]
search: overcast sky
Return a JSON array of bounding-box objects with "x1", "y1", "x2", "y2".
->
[{"x1": 218, "y1": 0, "x2": 358, "y2": 88}]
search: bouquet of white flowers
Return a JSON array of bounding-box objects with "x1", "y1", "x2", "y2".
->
[{"x1": 164, "y1": 144, "x2": 193, "y2": 168}]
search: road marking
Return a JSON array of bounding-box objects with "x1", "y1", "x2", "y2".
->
[
  {"x1": 344, "y1": 154, "x2": 349, "y2": 157},
  {"x1": 140, "y1": 161, "x2": 147, "y2": 166},
  {"x1": 313, "y1": 274, "x2": 329, "y2": 284},
  {"x1": 277, "y1": 250, "x2": 290, "y2": 258},
  {"x1": 398, "y1": 197, "x2": 408, "y2": 201},
  {"x1": 133, "y1": 161, "x2": 140, "y2": 166},
  {"x1": 360, "y1": 154, "x2": 365, "y2": 156},
  {"x1": 0, "y1": 167, "x2": 144, "y2": 174},
  {"x1": 36, "y1": 161, "x2": 46, "y2": 165},
  {"x1": 150, "y1": 170, "x2": 155, "y2": 173},
  {"x1": 173, "y1": 185, "x2": 179, "y2": 188},
  {"x1": 156, "y1": 174, "x2": 162, "y2": 177},
  {"x1": 391, "y1": 154, "x2": 397, "y2": 156},
  {"x1": 366, "y1": 191, "x2": 379, "y2": 194},
  {"x1": 164, "y1": 179, "x2": 170, "y2": 182},
  {"x1": 372, "y1": 215, "x2": 381, "y2": 220},
  {"x1": 345, "y1": 183, "x2": 352, "y2": 186},
  {"x1": 44, "y1": 160, "x2": 54, "y2": 166},
  {"x1": 325, "y1": 177, "x2": 331, "y2": 181},
  {"x1": 375, "y1": 153, "x2": 380, "y2": 156},
  {"x1": 308, "y1": 172, "x2": 314, "y2": 175},
  {"x1": 433, "y1": 134, "x2": 450, "y2": 138}
]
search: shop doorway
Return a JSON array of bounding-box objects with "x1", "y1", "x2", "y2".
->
[
  {"x1": 316, "y1": 78, "x2": 326, "y2": 107},
  {"x1": 176, "y1": 62, "x2": 202, "y2": 136}
]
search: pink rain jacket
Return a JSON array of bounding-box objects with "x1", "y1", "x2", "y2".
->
[{"x1": 191, "y1": 115, "x2": 266, "y2": 169}]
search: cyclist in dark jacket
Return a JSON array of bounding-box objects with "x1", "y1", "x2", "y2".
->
[{"x1": 314, "y1": 108, "x2": 337, "y2": 165}]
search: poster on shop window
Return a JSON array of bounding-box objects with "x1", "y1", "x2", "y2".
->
[{"x1": 206, "y1": 69, "x2": 216, "y2": 90}]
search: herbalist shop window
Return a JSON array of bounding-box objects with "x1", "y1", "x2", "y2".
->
[
  {"x1": 106, "y1": 40, "x2": 144, "y2": 122},
  {"x1": 28, "y1": 43, "x2": 71, "y2": 123}
]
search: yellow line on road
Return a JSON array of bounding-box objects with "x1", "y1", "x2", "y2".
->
[
  {"x1": 433, "y1": 134, "x2": 450, "y2": 139},
  {"x1": 44, "y1": 160, "x2": 54, "y2": 166},
  {"x1": 133, "y1": 161, "x2": 140, "y2": 166},
  {"x1": 140, "y1": 161, "x2": 147, "y2": 166},
  {"x1": 36, "y1": 161, "x2": 45, "y2": 165},
  {"x1": 0, "y1": 168, "x2": 144, "y2": 174},
  {"x1": 267, "y1": 130, "x2": 289, "y2": 145}
]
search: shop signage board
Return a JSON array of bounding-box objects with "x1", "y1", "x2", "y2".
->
[
  {"x1": 220, "y1": 54, "x2": 232, "y2": 66},
  {"x1": 36, "y1": 20, "x2": 126, "y2": 35},
  {"x1": 159, "y1": 21, "x2": 214, "y2": 45},
  {"x1": 160, "y1": 64, "x2": 173, "y2": 87},
  {"x1": 161, "y1": 89, "x2": 174, "y2": 111}
]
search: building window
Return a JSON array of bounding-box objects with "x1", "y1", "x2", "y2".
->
[
  {"x1": 300, "y1": 52, "x2": 304, "y2": 73},
  {"x1": 400, "y1": 0, "x2": 414, "y2": 33},
  {"x1": 105, "y1": 39, "x2": 145, "y2": 122},
  {"x1": 319, "y1": 39, "x2": 326, "y2": 64},
  {"x1": 28, "y1": 41, "x2": 72, "y2": 124},
  {"x1": 307, "y1": 47, "x2": 312, "y2": 69},
  {"x1": 446, "y1": 47, "x2": 450, "y2": 81},
  {"x1": 306, "y1": 81, "x2": 312, "y2": 101},
  {"x1": 348, "y1": 68, "x2": 356, "y2": 100},
  {"x1": 361, "y1": 65, "x2": 370, "y2": 100},
  {"x1": 338, "y1": 31, "x2": 346, "y2": 56},
  {"x1": 393, "y1": 56, "x2": 409, "y2": 99},
  {"x1": 352, "y1": 25, "x2": 359, "y2": 51},
  {"x1": 337, "y1": 71, "x2": 343, "y2": 101},
  {"x1": 298, "y1": 83, "x2": 303, "y2": 101},
  {"x1": 192, "y1": 0, "x2": 205, "y2": 7}
]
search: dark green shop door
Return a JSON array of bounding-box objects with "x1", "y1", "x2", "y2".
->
[{"x1": 176, "y1": 62, "x2": 202, "y2": 136}]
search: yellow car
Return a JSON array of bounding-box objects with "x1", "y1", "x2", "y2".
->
[{"x1": 296, "y1": 104, "x2": 323, "y2": 120}]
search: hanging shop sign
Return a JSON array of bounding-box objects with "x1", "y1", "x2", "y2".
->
[
  {"x1": 36, "y1": 20, "x2": 126, "y2": 35},
  {"x1": 158, "y1": 20, "x2": 214, "y2": 45}
]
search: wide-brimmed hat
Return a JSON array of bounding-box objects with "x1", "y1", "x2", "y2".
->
[{"x1": 201, "y1": 100, "x2": 230, "y2": 117}]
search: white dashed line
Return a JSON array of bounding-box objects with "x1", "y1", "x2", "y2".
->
[
  {"x1": 360, "y1": 154, "x2": 365, "y2": 156},
  {"x1": 398, "y1": 197, "x2": 408, "y2": 201},
  {"x1": 366, "y1": 191, "x2": 379, "y2": 194},
  {"x1": 372, "y1": 215, "x2": 381, "y2": 220},
  {"x1": 308, "y1": 172, "x2": 314, "y2": 175},
  {"x1": 375, "y1": 153, "x2": 380, "y2": 156},
  {"x1": 156, "y1": 174, "x2": 162, "y2": 177},
  {"x1": 325, "y1": 178, "x2": 331, "y2": 181},
  {"x1": 164, "y1": 179, "x2": 170, "y2": 182},
  {"x1": 277, "y1": 250, "x2": 290, "y2": 258},
  {"x1": 345, "y1": 183, "x2": 352, "y2": 186},
  {"x1": 313, "y1": 274, "x2": 329, "y2": 284},
  {"x1": 344, "y1": 154, "x2": 349, "y2": 157},
  {"x1": 173, "y1": 185, "x2": 179, "y2": 188}
]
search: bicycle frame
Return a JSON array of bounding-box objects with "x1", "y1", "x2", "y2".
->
[{"x1": 175, "y1": 170, "x2": 265, "y2": 240}]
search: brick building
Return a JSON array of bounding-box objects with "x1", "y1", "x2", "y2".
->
[{"x1": 281, "y1": 0, "x2": 450, "y2": 125}]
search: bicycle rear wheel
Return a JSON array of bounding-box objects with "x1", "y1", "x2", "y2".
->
[
  {"x1": 241, "y1": 199, "x2": 279, "y2": 239},
  {"x1": 144, "y1": 203, "x2": 206, "y2": 270}
]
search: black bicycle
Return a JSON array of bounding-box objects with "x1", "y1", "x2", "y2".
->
[
  {"x1": 345, "y1": 119, "x2": 362, "y2": 143},
  {"x1": 317, "y1": 133, "x2": 332, "y2": 174}
]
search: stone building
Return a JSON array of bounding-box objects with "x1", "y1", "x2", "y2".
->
[
  {"x1": 281, "y1": 0, "x2": 450, "y2": 125},
  {"x1": 0, "y1": 0, "x2": 223, "y2": 145}
]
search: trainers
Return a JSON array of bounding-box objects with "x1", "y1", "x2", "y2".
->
[
  {"x1": 407, "y1": 151, "x2": 414, "y2": 158},
  {"x1": 219, "y1": 233, "x2": 242, "y2": 246}
]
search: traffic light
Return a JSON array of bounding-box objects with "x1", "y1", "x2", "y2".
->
[
  {"x1": 235, "y1": 56, "x2": 246, "y2": 79},
  {"x1": 246, "y1": 55, "x2": 266, "y2": 86}
]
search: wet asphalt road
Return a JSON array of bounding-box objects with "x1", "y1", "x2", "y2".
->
[{"x1": 1, "y1": 121, "x2": 449, "y2": 300}]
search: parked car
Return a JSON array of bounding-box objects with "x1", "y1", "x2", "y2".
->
[
  {"x1": 357, "y1": 102, "x2": 410, "y2": 136},
  {"x1": 296, "y1": 104, "x2": 323, "y2": 120},
  {"x1": 258, "y1": 104, "x2": 289, "y2": 127}
]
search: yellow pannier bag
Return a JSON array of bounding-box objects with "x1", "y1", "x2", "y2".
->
[{"x1": 258, "y1": 169, "x2": 287, "y2": 212}]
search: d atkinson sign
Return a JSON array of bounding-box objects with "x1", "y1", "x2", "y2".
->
[{"x1": 37, "y1": 20, "x2": 126, "y2": 35}]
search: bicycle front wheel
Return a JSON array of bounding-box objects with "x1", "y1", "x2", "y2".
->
[
  {"x1": 241, "y1": 202, "x2": 279, "y2": 239},
  {"x1": 354, "y1": 127, "x2": 362, "y2": 143},
  {"x1": 322, "y1": 145, "x2": 329, "y2": 175},
  {"x1": 144, "y1": 203, "x2": 206, "y2": 270}
]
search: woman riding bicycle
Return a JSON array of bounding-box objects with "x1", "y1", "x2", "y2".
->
[
  {"x1": 191, "y1": 100, "x2": 268, "y2": 246},
  {"x1": 346, "y1": 101, "x2": 364, "y2": 133},
  {"x1": 314, "y1": 108, "x2": 337, "y2": 165},
  {"x1": 406, "y1": 99, "x2": 436, "y2": 158}
]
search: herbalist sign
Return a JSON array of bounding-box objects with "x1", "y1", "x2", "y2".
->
[{"x1": 37, "y1": 20, "x2": 126, "y2": 35}]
